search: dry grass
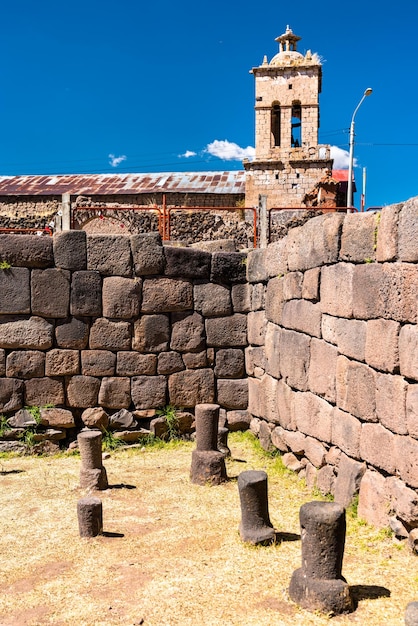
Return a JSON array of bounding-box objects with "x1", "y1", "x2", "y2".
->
[{"x1": 0, "y1": 433, "x2": 416, "y2": 626}]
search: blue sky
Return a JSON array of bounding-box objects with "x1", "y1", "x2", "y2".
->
[{"x1": 1, "y1": 0, "x2": 417, "y2": 208}]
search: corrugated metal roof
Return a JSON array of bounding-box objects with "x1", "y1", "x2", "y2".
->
[{"x1": 0, "y1": 171, "x2": 247, "y2": 196}]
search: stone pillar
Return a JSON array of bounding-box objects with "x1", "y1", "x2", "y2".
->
[
  {"x1": 78, "y1": 430, "x2": 108, "y2": 490},
  {"x1": 289, "y1": 501, "x2": 353, "y2": 615},
  {"x1": 190, "y1": 404, "x2": 227, "y2": 485},
  {"x1": 217, "y1": 426, "x2": 231, "y2": 457},
  {"x1": 77, "y1": 496, "x2": 103, "y2": 537},
  {"x1": 238, "y1": 470, "x2": 275, "y2": 545}
]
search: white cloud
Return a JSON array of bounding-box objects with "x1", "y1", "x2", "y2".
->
[
  {"x1": 330, "y1": 145, "x2": 357, "y2": 169},
  {"x1": 108, "y1": 153, "x2": 127, "y2": 167},
  {"x1": 179, "y1": 150, "x2": 197, "y2": 158},
  {"x1": 205, "y1": 140, "x2": 255, "y2": 161}
]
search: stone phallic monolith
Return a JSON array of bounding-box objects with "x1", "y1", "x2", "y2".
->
[
  {"x1": 238, "y1": 470, "x2": 275, "y2": 545},
  {"x1": 289, "y1": 501, "x2": 353, "y2": 615},
  {"x1": 217, "y1": 426, "x2": 231, "y2": 457},
  {"x1": 78, "y1": 430, "x2": 108, "y2": 490},
  {"x1": 405, "y1": 601, "x2": 418, "y2": 626},
  {"x1": 77, "y1": 496, "x2": 103, "y2": 537},
  {"x1": 190, "y1": 404, "x2": 227, "y2": 485}
]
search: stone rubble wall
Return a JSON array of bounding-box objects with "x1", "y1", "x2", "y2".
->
[
  {"x1": 245, "y1": 198, "x2": 418, "y2": 534},
  {"x1": 0, "y1": 231, "x2": 250, "y2": 451}
]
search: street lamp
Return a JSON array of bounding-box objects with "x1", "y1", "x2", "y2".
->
[{"x1": 347, "y1": 87, "x2": 373, "y2": 209}]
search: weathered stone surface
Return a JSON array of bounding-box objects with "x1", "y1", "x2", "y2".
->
[
  {"x1": 55, "y1": 317, "x2": 89, "y2": 349},
  {"x1": 308, "y1": 339, "x2": 337, "y2": 403},
  {"x1": 190, "y1": 448, "x2": 227, "y2": 485},
  {"x1": 98, "y1": 377, "x2": 131, "y2": 409},
  {"x1": 108, "y1": 408, "x2": 136, "y2": 430},
  {"x1": 264, "y1": 322, "x2": 281, "y2": 379},
  {"x1": 294, "y1": 392, "x2": 333, "y2": 443},
  {"x1": 258, "y1": 420, "x2": 273, "y2": 451},
  {"x1": 66, "y1": 375, "x2": 101, "y2": 408},
  {"x1": 40, "y1": 407, "x2": 75, "y2": 428},
  {"x1": 265, "y1": 276, "x2": 284, "y2": 325},
  {"x1": 168, "y1": 369, "x2": 215, "y2": 407},
  {"x1": 6, "y1": 350, "x2": 45, "y2": 378},
  {"x1": 87, "y1": 234, "x2": 132, "y2": 276},
  {"x1": 321, "y1": 314, "x2": 338, "y2": 345},
  {"x1": 211, "y1": 252, "x2": 247, "y2": 284},
  {"x1": 260, "y1": 374, "x2": 280, "y2": 424},
  {"x1": 279, "y1": 329, "x2": 310, "y2": 391},
  {"x1": 358, "y1": 469, "x2": 389, "y2": 528},
  {"x1": 281, "y1": 299, "x2": 322, "y2": 338},
  {"x1": 226, "y1": 409, "x2": 251, "y2": 431},
  {"x1": 336, "y1": 356, "x2": 376, "y2": 422},
  {"x1": 31, "y1": 269, "x2": 70, "y2": 318},
  {"x1": 316, "y1": 465, "x2": 336, "y2": 496},
  {"x1": 81, "y1": 350, "x2": 116, "y2": 377},
  {"x1": 131, "y1": 233, "x2": 165, "y2": 275},
  {"x1": 0, "y1": 267, "x2": 30, "y2": 314},
  {"x1": 333, "y1": 454, "x2": 366, "y2": 508},
  {"x1": 132, "y1": 314, "x2": 169, "y2": 352},
  {"x1": 0, "y1": 349, "x2": 4, "y2": 376},
  {"x1": 214, "y1": 348, "x2": 245, "y2": 378},
  {"x1": 376, "y1": 373, "x2": 407, "y2": 434},
  {"x1": 182, "y1": 351, "x2": 207, "y2": 369},
  {"x1": 246, "y1": 248, "x2": 268, "y2": 283},
  {"x1": 171, "y1": 312, "x2": 205, "y2": 352},
  {"x1": 283, "y1": 271, "x2": 303, "y2": 301},
  {"x1": 53, "y1": 230, "x2": 87, "y2": 270},
  {"x1": 0, "y1": 378, "x2": 24, "y2": 412},
  {"x1": 70, "y1": 271, "x2": 102, "y2": 317},
  {"x1": 231, "y1": 283, "x2": 251, "y2": 313},
  {"x1": 141, "y1": 278, "x2": 193, "y2": 312},
  {"x1": 407, "y1": 385, "x2": 418, "y2": 439},
  {"x1": 102, "y1": 277, "x2": 141, "y2": 319},
  {"x1": 81, "y1": 406, "x2": 109, "y2": 430},
  {"x1": 117, "y1": 352, "x2": 157, "y2": 376},
  {"x1": 333, "y1": 318, "x2": 366, "y2": 362},
  {"x1": 164, "y1": 246, "x2": 211, "y2": 278},
  {"x1": 399, "y1": 325, "x2": 418, "y2": 381},
  {"x1": 0, "y1": 234, "x2": 53, "y2": 268},
  {"x1": 194, "y1": 283, "x2": 231, "y2": 316},
  {"x1": 398, "y1": 199, "x2": 418, "y2": 262},
  {"x1": 302, "y1": 267, "x2": 321, "y2": 301},
  {"x1": 360, "y1": 423, "x2": 396, "y2": 474},
  {"x1": 271, "y1": 426, "x2": 288, "y2": 452},
  {"x1": 287, "y1": 213, "x2": 344, "y2": 271},
  {"x1": 0, "y1": 316, "x2": 53, "y2": 350},
  {"x1": 376, "y1": 205, "x2": 399, "y2": 262},
  {"x1": 25, "y1": 377, "x2": 65, "y2": 407},
  {"x1": 282, "y1": 452, "x2": 303, "y2": 472},
  {"x1": 90, "y1": 318, "x2": 131, "y2": 351},
  {"x1": 320, "y1": 263, "x2": 354, "y2": 318},
  {"x1": 247, "y1": 311, "x2": 267, "y2": 346},
  {"x1": 131, "y1": 375, "x2": 167, "y2": 409},
  {"x1": 276, "y1": 380, "x2": 297, "y2": 430},
  {"x1": 394, "y1": 436, "x2": 418, "y2": 489},
  {"x1": 217, "y1": 379, "x2": 248, "y2": 409},
  {"x1": 340, "y1": 212, "x2": 377, "y2": 262},
  {"x1": 365, "y1": 318, "x2": 400, "y2": 372},
  {"x1": 332, "y1": 408, "x2": 361, "y2": 459},
  {"x1": 386, "y1": 476, "x2": 418, "y2": 526},
  {"x1": 304, "y1": 437, "x2": 327, "y2": 468},
  {"x1": 157, "y1": 351, "x2": 184, "y2": 375},
  {"x1": 45, "y1": 349, "x2": 79, "y2": 376},
  {"x1": 251, "y1": 283, "x2": 265, "y2": 311},
  {"x1": 265, "y1": 238, "x2": 288, "y2": 277},
  {"x1": 245, "y1": 346, "x2": 266, "y2": 377},
  {"x1": 282, "y1": 429, "x2": 306, "y2": 455},
  {"x1": 205, "y1": 314, "x2": 247, "y2": 347}
]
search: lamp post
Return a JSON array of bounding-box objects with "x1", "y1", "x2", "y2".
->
[{"x1": 347, "y1": 87, "x2": 372, "y2": 209}]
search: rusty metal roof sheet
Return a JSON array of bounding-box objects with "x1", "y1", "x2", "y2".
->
[{"x1": 0, "y1": 171, "x2": 246, "y2": 196}]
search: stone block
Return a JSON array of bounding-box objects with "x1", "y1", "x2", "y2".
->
[
  {"x1": 264, "y1": 322, "x2": 281, "y2": 379},
  {"x1": 331, "y1": 408, "x2": 361, "y2": 459},
  {"x1": 157, "y1": 351, "x2": 184, "y2": 375},
  {"x1": 70, "y1": 271, "x2": 102, "y2": 317},
  {"x1": 0, "y1": 267, "x2": 30, "y2": 314},
  {"x1": 365, "y1": 319, "x2": 400, "y2": 372},
  {"x1": 117, "y1": 352, "x2": 157, "y2": 376},
  {"x1": 164, "y1": 246, "x2": 211, "y2": 279},
  {"x1": 376, "y1": 373, "x2": 408, "y2": 434},
  {"x1": 0, "y1": 349, "x2": 4, "y2": 376},
  {"x1": 250, "y1": 283, "x2": 265, "y2": 311},
  {"x1": 244, "y1": 346, "x2": 266, "y2": 377},
  {"x1": 282, "y1": 429, "x2": 306, "y2": 455},
  {"x1": 171, "y1": 312, "x2": 205, "y2": 352},
  {"x1": 81, "y1": 350, "x2": 116, "y2": 377},
  {"x1": 0, "y1": 316, "x2": 54, "y2": 350},
  {"x1": 6, "y1": 350, "x2": 45, "y2": 378},
  {"x1": 102, "y1": 277, "x2": 141, "y2": 319},
  {"x1": 131, "y1": 375, "x2": 167, "y2": 409},
  {"x1": 132, "y1": 314, "x2": 169, "y2": 352},
  {"x1": 0, "y1": 234, "x2": 53, "y2": 268},
  {"x1": 265, "y1": 238, "x2": 288, "y2": 277},
  {"x1": 358, "y1": 469, "x2": 389, "y2": 528},
  {"x1": 321, "y1": 314, "x2": 338, "y2": 345},
  {"x1": 247, "y1": 311, "x2": 266, "y2": 346},
  {"x1": 39, "y1": 407, "x2": 75, "y2": 428},
  {"x1": 24, "y1": 377, "x2": 65, "y2": 407},
  {"x1": 287, "y1": 213, "x2": 344, "y2": 271},
  {"x1": 214, "y1": 348, "x2": 245, "y2": 378},
  {"x1": 231, "y1": 283, "x2": 251, "y2": 313},
  {"x1": 260, "y1": 374, "x2": 280, "y2": 424},
  {"x1": 281, "y1": 300, "x2": 322, "y2": 338},
  {"x1": 320, "y1": 263, "x2": 354, "y2": 318},
  {"x1": 360, "y1": 423, "x2": 396, "y2": 474},
  {"x1": 336, "y1": 356, "x2": 376, "y2": 421},
  {"x1": 336, "y1": 318, "x2": 367, "y2": 361},
  {"x1": 109, "y1": 408, "x2": 137, "y2": 430},
  {"x1": 98, "y1": 377, "x2": 131, "y2": 409},
  {"x1": 182, "y1": 351, "x2": 206, "y2": 369},
  {"x1": 168, "y1": 369, "x2": 215, "y2": 407},
  {"x1": 87, "y1": 234, "x2": 132, "y2": 276},
  {"x1": 302, "y1": 267, "x2": 321, "y2": 301},
  {"x1": 407, "y1": 384, "x2": 418, "y2": 439},
  {"x1": 207, "y1": 251, "x2": 250, "y2": 284},
  {"x1": 226, "y1": 409, "x2": 251, "y2": 431},
  {"x1": 66, "y1": 375, "x2": 101, "y2": 408},
  {"x1": 282, "y1": 452, "x2": 304, "y2": 473},
  {"x1": 55, "y1": 317, "x2": 89, "y2": 350},
  {"x1": 385, "y1": 476, "x2": 418, "y2": 525},
  {"x1": 399, "y1": 325, "x2": 418, "y2": 381},
  {"x1": 45, "y1": 349, "x2": 79, "y2": 376},
  {"x1": 0, "y1": 378, "x2": 24, "y2": 413},
  {"x1": 315, "y1": 465, "x2": 335, "y2": 496},
  {"x1": 217, "y1": 379, "x2": 248, "y2": 409},
  {"x1": 90, "y1": 318, "x2": 131, "y2": 351},
  {"x1": 248, "y1": 377, "x2": 263, "y2": 418},
  {"x1": 53, "y1": 230, "x2": 87, "y2": 270},
  {"x1": 398, "y1": 199, "x2": 418, "y2": 262},
  {"x1": 141, "y1": 278, "x2": 193, "y2": 312},
  {"x1": 340, "y1": 212, "x2": 377, "y2": 262},
  {"x1": 294, "y1": 392, "x2": 333, "y2": 443},
  {"x1": 394, "y1": 436, "x2": 418, "y2": 488},
  {"x1": 265, "y1": 276, "x2": 284, "y2": 325},
  {"x1": 333, "y1": 454, "x2": 366, "y2": 508},
  {"x1": 131, "y1": 233, "x2": 165, "y2": 276},
  {"x1": 308, "y1": 339, "x2": 337, "y2": 403},
  {"x1": 205, "y1": 314, "x2": 247, "y2": 347},
  {"x1": 271, "y1": 426, "x2": 288, "y2": 452},
  {"x1": 81, "y1": 407, "x2": 109, "y2": 430},
  {"x1": 31, "y1": 269, "x2": 70, "y2": 318},
  {"x1": 258, "y1": 420, "x2": 274, "y2": 451},
  {"x1": 277, "y1": 379, "x2": 297, "y2": 430},
  {"x1": 283, "y1": 271, "x2": 303, "y2": 300},
  {"x1": 304, "y1": 437, "x2": 327, "y2": 468},
  {"x1": 376, "y1": 205, "x2": 399, "y2": 262},
  {"x1": 279, "y1": 329, "x2": 311, "y2": 391},
  {"x1": 194, "y1": 283, "x2": 231, "y2": 317}
]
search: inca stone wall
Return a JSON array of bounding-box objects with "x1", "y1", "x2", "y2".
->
[
  {"x1": 0, "y1": 231, "x2": 250, "y2": 449},
  {"x1": 245, "y1": 198, "x2": 418, "y2": 534}
]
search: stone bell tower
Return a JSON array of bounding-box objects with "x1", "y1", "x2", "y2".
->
[{"x1": 244, "y1": 26, "x2": 333, "y2": 208}]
